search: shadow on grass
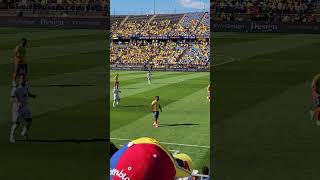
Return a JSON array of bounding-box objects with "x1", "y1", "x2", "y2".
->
[
  {"x1": 121, "y1": 87, "x2": 139, "y2": 89},
  {"x1": 120, "y1": 105, "x2": 145, "y2": 108},
  {"x1": 32, "y1": 84, "x2": 96, "y2": 87},
  {"x1": 16, "y1": 138, "x2": 107, "y2": 144},
  {"x1": 158, "y1": 123, "x2": 199, "y2": 127}
]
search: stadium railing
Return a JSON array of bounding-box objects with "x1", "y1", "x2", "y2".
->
[
  {"x1": 110, "y1": 64, "x2": 210, "y2": 72},
  {"x1": 110, "y1": 9, "x2": 209, "y2": 16}
]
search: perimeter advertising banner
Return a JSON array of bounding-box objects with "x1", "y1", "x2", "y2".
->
[
  {"x1": 212, "y1": 21, "x2": 320, "y2": 33},
  {"x1": 0, "y1": 16, "x2": 109, "y2": 29}
]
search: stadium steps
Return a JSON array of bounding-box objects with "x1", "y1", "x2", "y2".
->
[
  {"x1": 126, "y1": 15, "x2": 152, "y2": 22},
  {"x1": 148, "y1": 14, "x2": 157, "y2": 23},
  {"x1": 176, "y1": 43, "x2": 191, "y2": 63},
  {"x1": 151, "y1": 14, "x2": 184, "y2": 23},
  {"x1": 120, "y1": 15, "x2": 130, "y2": 26},
  {"x1": 193, "y1": 12, "x2": 207, "y2": 33},
  {"x1": 111, "y1": 15, "x2": 127, "y2": 26},
  {"x1": 178, "y1": 14, "x2": 186, "y2": 24}
]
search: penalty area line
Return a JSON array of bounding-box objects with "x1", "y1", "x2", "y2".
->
[
  {"x1": 213, "y1": 54, "x2": 240, "y2": 67},
  {"x1": 110, "y1": 137, "x2": 210, "y2": 149}
]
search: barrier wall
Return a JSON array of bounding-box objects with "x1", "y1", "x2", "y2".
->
[
  {"x1": 0, "y1": 16, "x2": 109, "y2": 29},
  {"x1": 111, "y1": 66, "x2": 210, "y2": 72},
  {"x1": 211, "y1": 21, "x2": 320, "y2": 33}
]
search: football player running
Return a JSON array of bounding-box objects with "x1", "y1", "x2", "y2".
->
[
  {"x1": 151, "y1": 96, "x2": 162, "y2": 128},
  {"x1": 12, "y1": 38, "x2": 28, "y2": 86},
  {"x1": 10, "y1": 73, "x2": 36, "y2": 143}
]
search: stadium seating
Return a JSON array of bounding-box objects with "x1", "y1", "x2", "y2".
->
[
  {"x1": 180, "y1": 41, "x2": 209, "y2": 66},
  {"x1": 111, "y1": 12, "x2": 210, "y2": 69},
  {"x1": 112, "y1": 12, "x2": 209, "y2": 37},
  {"x1": 0, "y1": 0, "x2": 108, "y2": 17},
  {"x1": 212, "y1": 0, "x2": 318, "y2": 22}
]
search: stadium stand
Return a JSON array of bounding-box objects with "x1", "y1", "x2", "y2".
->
[
  {"x1": 111, "y1": 12, "x2": 210, "y2": 70},
  {"x1": 212, "y1": 0, "x2": 319, "y2": 22},
  {"x1": 0, "y1": 0, "x2": 108, "y2": 17}
]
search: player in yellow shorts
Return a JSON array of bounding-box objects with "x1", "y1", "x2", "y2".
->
[
  {"x1": 12, "y1": 38, "x2": 28, "y2": 86},
  {"x1": 207, "y1": 84, "x2": 212, "y2": 102},
  {"x1": 151, "y1": 96, "x2": 162, "y2": 128},
  {"x1": 114, "y1": 73, "x2": 119, "y2": 88}
]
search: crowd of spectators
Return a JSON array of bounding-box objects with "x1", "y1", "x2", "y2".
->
[
  {"x1": 216, "y1": 0, "x2": 315, "y2": 14},
  {"x1": 217, "y1": 11, "x2": 317, "y2": 22},
  {"x1": 111, "y1": 40, "x2": 158, "y2": 65},
  {"x1": 111, "y1": 13, "x2": 210, "y2": 68},
  {"x1": 112, "y1": 20, "x2": 174, "y2": 37},
  {"x1": 152, "y1": 41, "x2": 189, "y2": 65},
  {"x1": 0, "y1": 0, "x2": 107, "y2": 12},
  {"x1": 111, "y1": 39, "x2": 209, "y2": 68},
  {"x1": 111, "y1": 12, "x2": 209, "y2": 38},
  {"x1": 196, "y1": 13, "x2": 210, "y2": 36},
  {"x1": 212, "y1": 0, "x2": 317, "y2": 22},
  {"x1": 180, "y1": 40, "x2": 209, "y2": 66}
]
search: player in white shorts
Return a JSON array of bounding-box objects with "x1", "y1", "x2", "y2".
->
[
  {"x1": 147, "y1": 70, "x2": 152, "y2": 84},
  {"x1": 10, "y1": 74, "x2": 36, "y2": 143},
  {"x1": 113, "y1": 85, "x2": 121, "y2": 107}
]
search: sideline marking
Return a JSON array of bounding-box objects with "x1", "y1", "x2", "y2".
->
[{"x1": 111, "y1": 137, "x2": 210, "y2": 149}]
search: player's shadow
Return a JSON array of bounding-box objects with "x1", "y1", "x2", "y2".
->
[
  {"x1": 121, "y1": 105, "x2": 145, "y2": 108},
  {"x1": 122, "y1": 87, "x2": 138, "y2": 89},
  {"x1": 16, "y1": 138, "x2": 107, "y2": 144},
  {"x1": 32, "y1": 84, "x2": 96, "y2": 87},
  {"x1": 159, "y1": 123, "x2": 199, "y2": 127}
]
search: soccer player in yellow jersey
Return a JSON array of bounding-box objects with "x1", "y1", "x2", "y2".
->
[
  {"x1": 114, "y1": 73, "x2": 119, "y2": 88},
  {"x1": 12, "y1": 38, "x2": 28, "y2": 86},
  {"x1": 207, "y1": 84, "x2": 212, "y2": 102},
  {"x1": 151, "y1": 96, "x2": 162, "y2": 128}
]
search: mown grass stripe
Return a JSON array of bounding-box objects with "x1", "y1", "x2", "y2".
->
[
  {"x1": 0, "y1": 34, "x2": 104, "y2": 50},
  {"x1": 109, "y1": 72, "x2": 208, "y2": 99},
  {"x1": 111, "y1": 87, "x2": 209, "y2": 169},
  {"x1": 0, "y1": 40, "x2": 106, "y2": 64}
]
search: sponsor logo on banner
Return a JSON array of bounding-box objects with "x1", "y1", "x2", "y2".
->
[
  {"x1": 250, "y1": 22, "x2": 278, "y2": 32},
  {"x1": 110, "y1": 167, "x2": 132, "y2": 180},
  {"x1": 40, "y1": 18, "x2": 64, "y2": 26}
]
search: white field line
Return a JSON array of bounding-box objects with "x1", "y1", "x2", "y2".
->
[
  {"x1": 213, "y1": 54, "x2": 239, "y2": 67},
  {"x1": 116, "y1": 143, "x2": 180, "y2": 155},
  {"x1": 110, "y1": 137, "x2": 210, "y2": 149},
  {"x1": 168, "y1": 150, "x2": 180, "y2": 155},
  {"x1": 29, "y1": 72, "x2": 106, "y2": 76}
]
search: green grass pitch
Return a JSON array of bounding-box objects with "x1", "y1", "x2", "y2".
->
[
  {"x1": 110, "y1": 70, "x2": 210, "y2": 171},
  {"x1": 0, "y1": 28, "x2": 108, "y2": 180},
  {"x1": 213, "y1": 32, "x2": 320, "y2": 179}
]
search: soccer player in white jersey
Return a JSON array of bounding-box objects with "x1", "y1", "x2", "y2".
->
[
  {"x1": 147, "y1": 70, "x2": 152, "y2": 84},
  {"x1": 10, "y1": 74, "x2": 36, "y2": 143},
  {"x1": 113, "y1": 85, "x2": 121, "y2": 107}
]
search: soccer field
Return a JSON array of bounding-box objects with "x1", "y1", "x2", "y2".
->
[
  {"x1": 0, "y1": 28, "x2": 107, "y2": 180},
  {"x1": 213, "y1": 32, "x2": 320, "y2": 179},
  {"x1": 110, "y1": 70, "x2": 210, "y2": 171}
]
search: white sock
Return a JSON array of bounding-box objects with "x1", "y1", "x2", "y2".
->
[
  {"x1": 310, "y1": 110, "x2": 314, "y2": 120},
  {"x1": 113, "y1": 101, "x2": 116, "y2": 107},
  {"x1": 10, "y1": 123, "x2": 17, "y2": 140},
  {"x1": 21, "y1": 126, "x2": 28, "y2": 136},
  {"x1": 116, "y1": 101, "x2": 119, "y2": 106}
]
